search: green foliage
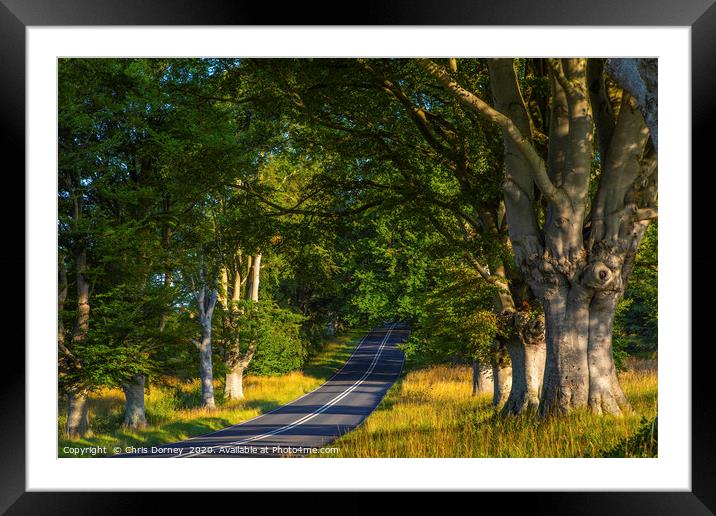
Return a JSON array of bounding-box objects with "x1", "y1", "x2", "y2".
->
[
  {"x1": 61, "y1": 283, "x2": 179, "y2": 393},
  {"x1": 614, "y1": 223, "x2": 658, "y2": 366},
  {"x1": 238, "y1": 302, "x2": 308, "y2": 376},
  {"x1": 400, "y1": 265, "x2": 500, "y2": 365}
]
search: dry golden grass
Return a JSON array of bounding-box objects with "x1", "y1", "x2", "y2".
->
[
  {"x1": 324, "y1": 363, "x2": 657, "y2": 458},
  {"x1": 60, "y1": 331, "x2": 657, "y2": 459},
  {"x1": 58, "y1": 331, "x2": 362, "y2": 456}
]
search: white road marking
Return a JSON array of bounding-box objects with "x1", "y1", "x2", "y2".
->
[
  {"x1": 177, "y1": 329, "x2": 375, "y2": 441},
  {"x1": 175, "y1": 323, "x2": 397, "y2": 458}
]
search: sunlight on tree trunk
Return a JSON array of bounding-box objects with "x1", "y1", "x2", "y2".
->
[
  {"x1": 491, "y1": 342, "x2": 512, "y2": 406},
  {"x1": 66, "y1": 392, "x2": 89, "y2": 440},
  {"x1": 194, "y1": 279, "x2": 218, "y2": 409},
  {"x1": 473, "y1": 359, "x2": 494, "y2": 396},
  {"x1": 418, "y1": 57, "x2": 657, "y2": 417},
  {"x1": 122, "y1": 375, "x2": 148, "y2": 428},
  {"x1": 225, "y1": 365, "x2": 246, "y2": 401}
]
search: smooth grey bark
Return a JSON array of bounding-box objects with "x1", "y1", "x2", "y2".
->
[
  {"x1": 66, "y1": 393, "x2": 89, "y2": 440},
  {"x1": 224, "y1": 336, "x2": 257, "y2": 402},
  {"x1": 198, "y1": 320, "x2": 216, "y2": 408},
  {"x1": 420, "y1": 58, "x2": 656, "y2": 417},
  {"x1": 587, "y1": 292, "x2": 631, "y2": 414},
  {"x1": 606, "y1": 58, "x2": 658, "y2": 150},
  {"x1": 524, "y1": 338, "x2": 546, "y2": 402},
  {"x1": 472, "y1": 359, "x2": 494, "y2": 396},
  {"x1": 194, "y1": 283, "x2": 218, "y2": 409},
  {"x1": 225, "y1": 365, "x2": 246, "y2": 401},
  {"x1": 495, "y1": 291, "x2": 547, "y2": 415},
  {"x1": 502, "y1": 333, "x2": 546, "y2": 415},
  {"x1": 540, "y1": 287, "x2": 592, "y2": 414},
  {"x1": 491, "y1": 342, "x2": 512, "y2": 406},
  {"x1": 122, "y1": 374, "x2": 148, "y2": 428},
  {"x1": 502, "y1": 303, "x2": 547, "y2": 414}
]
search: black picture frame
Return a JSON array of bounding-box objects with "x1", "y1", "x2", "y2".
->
[{"x1": 5, "y1": 0, "x2": 715, "y2": 513}]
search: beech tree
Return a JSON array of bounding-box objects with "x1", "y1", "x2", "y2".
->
[
  {"x1": 218, "y1": 250, "x2": 263, "y2": 400},
  {"x1": 418, "y1": 58, "x2": 657, "y2": 416}
]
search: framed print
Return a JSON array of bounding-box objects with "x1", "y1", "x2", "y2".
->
[{"x1": 6, "y1": 0, "x2": 716, "y2": 512}]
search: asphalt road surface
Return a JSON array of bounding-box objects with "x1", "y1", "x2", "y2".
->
[{"x1": 118, "y1": 323, "x2": 408, "y2": 458}]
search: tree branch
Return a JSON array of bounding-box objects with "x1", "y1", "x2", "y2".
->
[
  {"x1": 227, "y1": 182, "x2": 383, "y2": 218},
  {"x1": 416, "y1": 58, "x2": 561, "y2": 205},
  {"x1": 546, "y1": 59, "x2": 577, "y2": 98},
  {"x1": 606, "y1": 58, "x2": 658, "y2": 151},
  {"x1": 357, "y1": 59, "x2": 458, "y2": 161}
]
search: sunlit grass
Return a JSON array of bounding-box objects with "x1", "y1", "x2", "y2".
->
[
  {"x1": 60, "y1": 332, "x2": 657, "y2": 459},
  {"x1": 322, "y1": 362, "x2": 657, "y2": 458},
  {"x1": 58, "y1": 331, "x2": 362, "y2": 457}
]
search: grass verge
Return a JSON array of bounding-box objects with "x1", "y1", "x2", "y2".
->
[
  {"x1": 58, "y1": 330, "x2": 362, "y2": 457},
  {"x1": 320, "y1": 363, "x2": 657, "y2": 458}
]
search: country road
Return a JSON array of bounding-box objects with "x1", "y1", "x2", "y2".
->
[{"x1": 118, "y1": 323, "x2": 408, "y2": 458}]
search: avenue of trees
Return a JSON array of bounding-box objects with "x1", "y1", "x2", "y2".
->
[{"x1": 58, "y1": 57, "x2": 657, "y2": 439}]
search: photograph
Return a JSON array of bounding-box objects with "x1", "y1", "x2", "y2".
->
[{"x1": 56, "y1": 56, "x2": 659, "y2": 460}]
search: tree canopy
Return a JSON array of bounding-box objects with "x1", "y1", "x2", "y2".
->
[{"x1": 58, "y1": 57, "x2": 657, "y2": 437}]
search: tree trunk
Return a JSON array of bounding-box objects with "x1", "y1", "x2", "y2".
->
[
  {"x1": 66, "y1": 392, "x2": 89, "y2": 440},
  {"x1": 472, "y1": 359, "x2": 493, "y2": 396},
  {"x1": 219, "y1": 250, "x2": 259, "y2": 403},
  {"x1": 472, "y1": 359, "x2": 478, "y2": 396},
  {"x1": 225, "y1": 339, "x2": 257, "y2": 402},
  {"x1": 58, "y1": 256, "x2": 68, "y2": 349},
  {"x1": 500, "y1": 308, "x2": 547, "y2": 414},
  {"x1": 194, "y1": 283, "x2": 218, "y2": 409},
  {"x1": 420, "y1": 58, "x2": 655, "y2": 419},
  {"x1": 225, "y1": 364, "x2": 245, "y2": 401},
  {"x1": 199, "y1": 322, "x2": 216, "y2": 408},
  {"x1": 244, "y1": 255, "x2": 253, "y2": 300},
  {"x1": 477, "y1": 362, "x2": 494, "y2": 395},
  {"x1": 64, "y1": 246, "x2": 92, "y2": 439},
  {"x1": 502, "y1": 335, "x2": 546, "y2": 415},
  {"x1": 122, "y1": 374, "x2": 148, "y2": 428},
  {"x1": 249, "y1": 253, "x2": 261, "y2": 302},
  {"x1": 588, "y1": 293, "x2": 632, "y2": 414},
  {"x1": 606, "y1": 58, "x2": 658, "y2": 150},
  {"x1": 539, "y1": 286, "x2": 592, "y2": 416},
  {"x1": 491, "y1": 342, "x2": 512, "y2": 406}
]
